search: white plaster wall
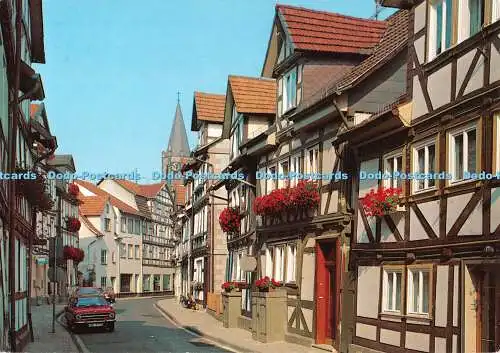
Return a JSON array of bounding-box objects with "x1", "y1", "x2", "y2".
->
[
  {"x1": 291, "y1": 138, "x2": 302, "y2": 150},
  {"x1": 418, "y1": 200, "x2": 440, "y2": 235},
  {"x1": 412, "y1": 77, "x2": 429, "y2": 119},
  {"x1": 359, "y1": 159, "x2": 379, "y2": 198},
  {"x1": 357, "y1": 210, "x2": 376, "y2": 243},
  {"x1": 414, "y1": 36, "x2": 426, "y2": 65},
  {"x1": 356, "y1": 323, "x2": 377, "y2": 340},
  {"x1": 435, "y1": 265, "x2": 449, "y2": 327},
  {"x1": 457, "y1": 49, "x2": 485, "y2": 97},
  {"x1": 428, "y1": 64, "x2": 452, "y2": 109},
  {"x1": 414, "y1": 2, "x2": 426, "y2": 33},
  {"x1": 300, "y1": 251, "x2": 315, "y2": 302},
  {"x1": 356, "y1": 266, "x2": 380, "y2": 318},
  {"x1": 98, "y1": 179, "x2": 138, "y2": 209},
  {"x1": 247, "y1": 117, "x2": 269, "y2": 139},
  {"x1": 380, "y1": 328, "x2": 400, "y2": 346},
  {"x1": 405, "y1": 331, "x2": 430, "y2": 352},
  {"x1": 207, "y1": 123, "x2": 222, "y2": 138},
  {"x1": 490, "y1": 38, "x2": 500, "y2": 83}
]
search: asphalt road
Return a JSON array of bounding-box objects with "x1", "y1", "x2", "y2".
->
[{"x1": 77, "y1": 298, "x2": 231, "y2": 353}]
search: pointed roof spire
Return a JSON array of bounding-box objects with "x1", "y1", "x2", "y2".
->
[{"x1": 167, "y1": 98, "x2": 190, "y2": 157}]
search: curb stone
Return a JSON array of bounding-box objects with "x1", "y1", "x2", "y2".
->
[
  {"x1": 154, "y1": 302, "x2": 252, "y2": 353},
  {"x1": 56, "y1": 311, "x2": 90, "y2": 353}
]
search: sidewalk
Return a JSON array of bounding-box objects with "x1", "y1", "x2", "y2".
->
[
  {"x1": 25, "y1": 304, "x2": 80, "y2": 353},
  {"x1": 155, "y1": 298, "x2": 320, "y2": 353}
]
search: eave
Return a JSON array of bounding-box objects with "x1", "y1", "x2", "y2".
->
[
  {"x1": 193, "y1": 136, "x2": 223, "y2": 157},
  {"x1": 20, "y1": 62, "x2": 44, "y2": 100},
  {"x1": 380, "y1": 0, "x2": 416, "y2": 9},
  {"x1": 29, "y1": 0, "x2": 45, "y2": 64},
  {"x1": 240, "y1": 129, "x2": 277, "y2": 157}
]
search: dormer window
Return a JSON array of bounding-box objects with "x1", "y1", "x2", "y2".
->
[
  {"x1": 230, "y1": 104, "x2": 244, "y2": 160},
  {"x1": 277, "y1": 66, "x2": 302, "y2": 117}
]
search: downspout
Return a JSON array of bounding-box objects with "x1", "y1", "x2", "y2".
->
[{"x1": 8, "y1": 0, "x2": 22, "y2": 350}]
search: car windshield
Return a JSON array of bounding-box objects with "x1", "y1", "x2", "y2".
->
[
  {"x1": 77, "y1": 288, "x2": 100, "y2": 295},
  {"x1": 75, "y1": 296, "x2": 108, "y2": 308}
]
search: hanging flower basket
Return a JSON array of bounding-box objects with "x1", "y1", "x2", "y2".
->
[
  {"x1": 15, "y1": 167, "x2": 54, "y2": 211},
  {"x1": 219, "y1": 207, "x2": 241, "y2": 234},
  {"x1": 66, "y1": 217, "x2": 81, "y2": 232},
  {"x1": 221, "y1": 281, "x2": 237, "y2": 293},
  {"x1": 68, "y1": 183, "x2": 79, "y2": 197},
  {"x1": 360, "y1": 187, "x2": 402, "y2": 217},
  {"x1": 63, "y1": 246, "x2": 85, "y2": 263},
  {"x1": 254, "y1": 276, "x2": 283, "y2": 292}
]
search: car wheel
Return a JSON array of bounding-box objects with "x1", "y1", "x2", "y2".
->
[{"x1": 107, "y1": 322, "x2": 115, "y2": 332}]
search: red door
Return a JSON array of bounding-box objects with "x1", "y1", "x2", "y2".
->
[{"x1": 315, "y1": 240, "x2": 338, "y2": 346}]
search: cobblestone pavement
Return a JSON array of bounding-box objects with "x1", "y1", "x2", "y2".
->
[{"x1": 25, "y1": 303, "x2": 80, "y2": 353}]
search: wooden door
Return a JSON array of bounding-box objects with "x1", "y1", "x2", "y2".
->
[
  {"x1": 477, "y1": 266, "x2": 500, "y2": 353},
  {"x1": 315, "y1": 241, "x2": 337, "y2": 345}
]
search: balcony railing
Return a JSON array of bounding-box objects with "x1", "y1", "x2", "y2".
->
[
  {"x1": 191, "y1": 231, "x2": 207, "y2": 252},
  {"x1": 142, "y1": 235, "x2": 177, "y2": 247}
]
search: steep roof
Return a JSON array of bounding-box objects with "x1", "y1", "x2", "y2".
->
[
  {"x1": 192, "y1": 92, "x2": 226, "y2": 131},
  {"x1": 76, "y1": 180, "x2": 140, "y2": 216},
  {"x1": 114, "y1": 179, "x2": 165, "y2": 199},
  {"x1": 47, "y1": 154, "x2": 76, "y2": 173},
  {"x1": 80, "y1": 216, "x2": 104, "y2": 237},
  {"x1": 166, "y1": 102, "x2": 191, "y2": 157},
  {"x1": 79, "y1": 196, "x2": 108, "y2": 216},
  {"x1": 228, "y1": 76, "x2": 276, "y2": 115},
  {"x1": 297, "y1": 9, "x2": 409, "y2": 113},
  {"x1": 276, "y1": 4, "x2": 388, "y2": 55}
]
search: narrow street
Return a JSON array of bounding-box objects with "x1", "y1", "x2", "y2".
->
[{"x1": 77, "y1": 298, "x2": 231, "y2": 353}]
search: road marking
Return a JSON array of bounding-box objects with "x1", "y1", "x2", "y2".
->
[{"x1": 153, "y1": 303, "x2": 239, "y2": 353}]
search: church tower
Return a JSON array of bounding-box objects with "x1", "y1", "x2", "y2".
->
[{"x1": 162, "y1": 97, "x2": 191, "y2": 207}]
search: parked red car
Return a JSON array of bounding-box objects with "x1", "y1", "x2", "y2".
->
[{"x1": 65, "y1": 295, "x2": 116, "y2": 332}]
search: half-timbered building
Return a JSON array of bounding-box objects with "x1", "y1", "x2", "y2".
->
[
  {"x1": 343, "y1": 1, "x2": 500, "y2": 352},
  {"x1": 255, "y1": 5, "x2": 407, "y2": 351},
  {"x1": 218, "y1": 75, "x2": 276, "y2": 322}
]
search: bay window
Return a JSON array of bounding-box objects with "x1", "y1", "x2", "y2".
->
[
  {"x1": 407, "y1": 268, "x2": 431, "y2": 316},
  {"x1": 382, "y1": 268, "x2": 402, "y2": 313},
  {"x1": 384, "y1": 151, "x2": 403, "y2": 189},
  {"x1": 413, "y1": 139, "x2": 436, "y2": 192},
  {"x1": 449, "y1": 123, "x2": 478, "y2": 183}
]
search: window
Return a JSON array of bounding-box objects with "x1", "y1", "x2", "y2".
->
[
  {"x1": 265, "y1": 248, "x2": 273, "y2": 278},
  {"x1": 469, "y1": 0, "x2": 485, "y2": 35},
  {"x1": 290, "y1": 154, "x2": 302, "y2": 187},
  {"x1": 267, "y1": 166, "x2": 277, "y2": 192},
  {"x1": 120, "y1": 243, "x2": 126, "y2": 258},
  {"x1": 100, "y1": 249, "x2": 107, "y2": 265},
  {"x1": 496, "y1": 115, "x2": 500, "y2": 173},
  {"x1": 273, "y1": 246, "x2": 285, "y2": 282},
  {"x1": 493, "y1": 0, "x2": 500, "y2": 22},
  {"x1": 121, "y1": 217, "x2": 126, "y2": 232},
  {"x1": 128, "y1": 244, "x2": 134, "y2": 258},
  {"x1": 283, "y1": 68, "x2": 297, "y2": 113},
  {"x1": 104, "y1": 218, "x2": 111, "y2": 232},
  {"x1": 100, "y1": 277, "x2": 107, "y2": 289},
  {"x1": 306, "y1": 146, "x2": 319, "y2": 177},
  {"x1": 134, "y1": 220, "x2": 141, "y2": 235},
  {"x1": 278, "y1": 160, "x2": 289, "y2": 188},
  {"x1": 429, "y1": 0, "x2": 453, "y2": 60},
  {"x1": 384, "y1": 151, "x2": 403, "y2": 189},
  {"x1": 449, "y1": 124, "x2": 477, "y2": 182},
  {"x1": 128, "y1": 219, "x2": 134, "y2": 233},
  {"x1": 407, "y1": 268, "x2": 431, "y2": 316},
  {"x1": 286, "y1": 245, "x2": 296, "y2": 283},
  {"x1": 134, "y1": 245, "x2": 140, "y2": 259},
  {"x1": 382, "y1": 268, "x2": 402, "y2": 313},
  {"x1": 413, "y1": 140, "x2": 436, "y2": 192}
]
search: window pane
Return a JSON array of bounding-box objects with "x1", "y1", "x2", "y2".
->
[
  {"x1": 422, "y1": 271, "x2": 430, "y2": 313},
  {"x1": 428, "y1": 144, "x2": 436, "y2": 187},
  {"x1": 436, "y1": 1, "x2": 443, "y2": 54},
  {"x1": 396, "y1": 156, "x2": 403, "y2": 189},
  {"x1": 395, "y1": 272, "x2": 402, "y2": 311},
  {"x1": 467, "y1": 129, "x2": 476, "y2": 173},
  {"x1": 412, "y1": 271, "x2": 419, "y2": 312},
  {"x1": 417, "y1": 148, "x2": 425, "y2": 189},
  {"x1": 454, "y1": 134, "x2": 464, "y2": 179},
  {"x1": 445, "y1": 0, "x2": 453, "y2": 48},
  {"x1": 469, "y1": 0, "x2": 484, "y2": 36},
  {"x1": 388, "y1": 274, "x2": 394, "y2": 310}
]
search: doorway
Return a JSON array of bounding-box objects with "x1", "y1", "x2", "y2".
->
[
  {"x1": 315, "y1": 240, "x2": 339, "y2": 347},
  {"x1": 475, "y1": 264, "x2": 500, "y2": 353}
]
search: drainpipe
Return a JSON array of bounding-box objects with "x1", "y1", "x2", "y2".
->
[{"x1": 8, "y1": 0, "x2": 22, "y2": 350}]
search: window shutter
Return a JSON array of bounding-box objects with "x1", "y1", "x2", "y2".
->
[
  {"x1": 296, "y1": 65, "x2": 303, "y2": 106},
  {"x1": 277, "y1": 77, "x2": 283, "y2": 117}
]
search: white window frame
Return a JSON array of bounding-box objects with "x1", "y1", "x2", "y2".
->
[
  {"x1": 493, "y1": 0, "x2": 500, "y2": 22},
  {"x1": 428, "y1": 0, "x2": 453, "y2": 61},
  {"x1": 267, "y1": 165, "x2": 277, "y2": 192},
  {"x1": 273, "y1": 246, "x2": 285, "y2": 282},
  {"x1": 383, "y1": 150, "x2": 403, "y2": 189},
  {"x1": 286, "y1": 244, "x2": 296, "y2": 283},
  {"x1": 282, "y1": 67, "x2": 297, "y2": 114},
  {"x1": 448, "y1": 122, "x2": 478, "y2": 184},
  {"x1": 412, "y1": 138, "x2": 437, "y2": 193},
  {"x1": 100, "y1": 249, "x2": 107, "y2": 265},
  {"x1": 382, "y1": 268, "x2": 403, "y2": 314},
  {"x1": 305, "y1": 146, "x2": 319, "y2": 179},
  {"x1": 265, "y1": 248, "x2": 273, "y2": 278},
  {"x1": 407, "y1": 267, "x2": 432, "y2": 317},
  {"x1": 290, "y1": 153, "x2": 302, "y2": 187},
  {"x1": 278, "y1": 159, "x2": 290, "y2": 189}
]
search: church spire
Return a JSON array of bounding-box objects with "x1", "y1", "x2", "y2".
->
[{"x1": 166, "y1": 98, "x2": 190, "y2": 157}]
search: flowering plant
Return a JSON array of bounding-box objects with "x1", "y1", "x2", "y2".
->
[
  {"x1": 63, "y1": 246, "x2": 84, "y2": 263},
  {"x1": 221, "y1": 281, "x2": 237, "y2": 292},
  {"x1": 66, "y1": 217, "x2": 81, "y2": 232},
  {"x1": 360, "y1": 187, "x2": 402, "y2": 217},
  {"x1": 253, "y1": 181, "x2": 320, "y2": 216},
  {"x1": 68, "y1": 183, "x2": 79, "y2": 197},
  {"x1": 15, "y1": 167, "x2": 54, "y2": 211},
  {"x1": 219, "y1": 207, "x2": 241, "y2": 234},
  {"x1": 254, "y1": 276, "x2": 282, "y2": 291}
]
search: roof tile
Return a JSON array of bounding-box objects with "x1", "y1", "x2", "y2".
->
[
  {"x1": 229, "y1": 76, "x2": 276, "y2": 115},
  {"x1": 194, "y1": 92, "x2": 225, "y2": 123},
  {"x1": 277, "y1": 4, "x2": 388, "y2": 55},
  {"x1": 76, "y1": 180, "x2": 140, "y2": 215}
]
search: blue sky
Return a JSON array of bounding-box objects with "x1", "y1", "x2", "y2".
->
[{"x1": 35, "y1": 0, "x2": 394, "y2": 183}]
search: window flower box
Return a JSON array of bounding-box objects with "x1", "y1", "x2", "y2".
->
[
  {"x1": 221, "y1": 281, "x2": 237, "y2": 293},
  {"x1": 65, "y1": 217, "x2": 81, "y2": 232},
  {"x1": 219, "y1": 207, "x2": 241, "y2": 234},
  {"x1": 63, "y1": 246, "x2": 84, "y2": 263},
  {"x1": 360, "y1": 187, "x2": 403, "y2": 217},
  {"x1": 254, "y1": 276, "x2": 283, "y2": 292}
]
